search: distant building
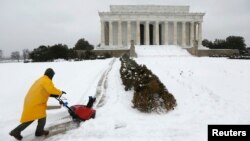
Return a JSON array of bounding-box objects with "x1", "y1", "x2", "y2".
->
[{"x1": 99, "y1": 5, "x2": 205, "y2": 48}]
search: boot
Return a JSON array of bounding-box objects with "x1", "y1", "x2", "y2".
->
[
  {"x1": 9, "y1": 131, "x2": 23, "y2": 140},
  {"x1": 35, "y1": 130, "x2": 49, "y2": 137}
]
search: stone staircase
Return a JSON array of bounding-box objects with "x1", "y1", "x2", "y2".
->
[{"x1": 135, "y1": 45, "x2": 192, "y2": 57}]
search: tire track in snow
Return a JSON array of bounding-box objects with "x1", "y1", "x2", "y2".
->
[{"x1": 93, "y1": 58, "x2": 116, "y2": 108}]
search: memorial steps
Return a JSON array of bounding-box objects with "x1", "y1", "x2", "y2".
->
[{"x1": 135, "y1": 45, "x2": 192, "y2": 57}]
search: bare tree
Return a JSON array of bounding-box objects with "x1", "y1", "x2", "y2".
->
[
  {"x1": 11, "y1": 51, "x2": 20, "y2": 62},
  {"x1": 22, "y1": 49, "x2": 29, "y2": 62}
]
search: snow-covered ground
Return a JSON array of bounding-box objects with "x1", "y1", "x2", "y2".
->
[{"x1": 1, "y1": 46, "x2": 250, "y2": 141}]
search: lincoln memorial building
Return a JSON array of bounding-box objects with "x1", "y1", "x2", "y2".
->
[{"x1": 99, "y1": 5, "x2": 205, "y2": 48}]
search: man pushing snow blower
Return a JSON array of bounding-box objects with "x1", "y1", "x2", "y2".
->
[{"x1": 9, "y1": 68, "x2": 66, "y2": 140}]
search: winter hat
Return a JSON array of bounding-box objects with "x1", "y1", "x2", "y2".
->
[{"x1": 44, "y1": 68, "x2": 55, "y2": 79}]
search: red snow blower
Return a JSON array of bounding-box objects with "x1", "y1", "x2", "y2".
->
[{"x1": 55, "y1": 95, "x2": 96, "y2": 122}]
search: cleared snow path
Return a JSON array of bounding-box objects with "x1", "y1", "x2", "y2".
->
[{"x1": 94, "y1": 58, "x2": 116, "y2": 108}]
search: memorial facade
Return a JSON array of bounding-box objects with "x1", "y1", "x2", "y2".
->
[{"x1": 99, "y1": 5, "x2": 205, "y2": 48}]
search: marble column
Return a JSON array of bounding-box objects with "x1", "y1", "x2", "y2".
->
[
  {"x1": 155, "y1": 21, "x2": 159, "y2": 45},
  {"x1": 164, "y1": 21, "x2": 168, "y2": 45},
  {"x1": 145, "y1": 21, "x2": 149, "y2": 45},
  {"x1": 190, "y1": 21, "x2": 194, "y2": 47},
  {"x1": 136, "y1": 21, "x2": 140, "y2": 45},
  {"x1": 127, "y1": 21, "x2": 131, "y2": 46},
  {"x1": 182, "y1": 21, "x2": 186, "y2": 46},
  {"x1": 101, "y1": 21, "x2": 105, "y2": 47},
  {"x1": 198, "y1": 22, "x2": 202, "y2": 47},
  {"x1": 109, "y1": 21, "x2": 113, "y2": 46},
  {"x1": 173, "y1": 21, "x2": 177, "y2": 45},
  {"x1": 118, "y1": 21, "x2": 122, "y2": 46}
]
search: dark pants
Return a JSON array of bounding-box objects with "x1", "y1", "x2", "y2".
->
[{"x1": 11, "y1": 117, "x2": 46, "y2": 134}]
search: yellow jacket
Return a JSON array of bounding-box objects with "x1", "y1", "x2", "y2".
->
[{"x1": 20, "y1": 75, "x2": 62, "y2": 123}]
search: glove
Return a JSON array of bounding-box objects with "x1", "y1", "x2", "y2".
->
[
  {"x1": 50, "y1": 94, "x2": 59, "y2": 98},
  {"x1": 62, "y1": 91, "x2": 66, "y2": 94}
]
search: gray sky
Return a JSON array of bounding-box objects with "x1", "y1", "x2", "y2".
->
[{"x1": 0, "y1": 0, "x2": 249, "y2": 56}]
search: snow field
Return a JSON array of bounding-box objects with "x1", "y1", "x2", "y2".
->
[{"x1": 1, "y1": 45, "x2": 250, "y2": 141}]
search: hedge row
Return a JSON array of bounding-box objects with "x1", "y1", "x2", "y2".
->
[{"x1": 120, "y1": 54, "x2": 177, "y2": 113}]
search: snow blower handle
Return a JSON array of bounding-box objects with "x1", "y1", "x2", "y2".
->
[
  {"x1": 56, "y1": 97, "x2": 68, "y2": 107},
  {"x1": 54, "y1": 95, "x2": 73, "y2": 112},
  {"x1": 58, "y1": 92, "x2": 67, "y2": 105},
  {"x1": 54, "y1": 91, "x2": 66, "y2": 103},
  {"x1": 54, "y1": 96, "x2": 76, "y2": 115}
]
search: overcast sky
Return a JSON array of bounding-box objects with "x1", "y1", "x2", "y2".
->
[{"x1": 0, "y1": 0, "x2": 249, "y2": 56}]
